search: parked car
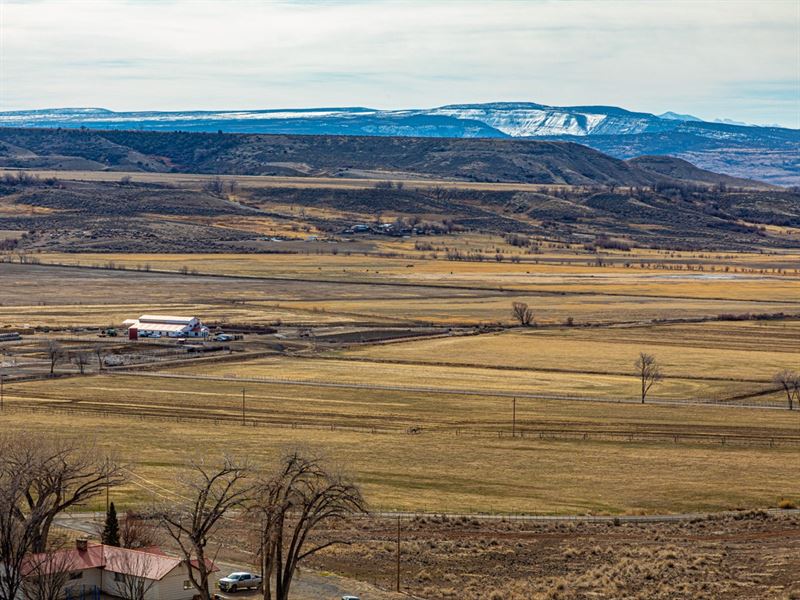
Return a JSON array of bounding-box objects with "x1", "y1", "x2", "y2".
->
[
  {"x1": 342, "y1": 596, "x2": 361, "y2": 600},
  {"x1": 218, "y1": 572, "x2": 262, "y2": 593},
  {"x1": 214, "y1": 334, "x2": 233, "y2": 342}
]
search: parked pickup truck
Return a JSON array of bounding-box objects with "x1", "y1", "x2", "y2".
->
[{"x1": 218, "y1": 572, "x2": 262, "y2": 593}]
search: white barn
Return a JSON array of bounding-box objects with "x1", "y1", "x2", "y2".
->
[{"x1": 123, "y1": 315, "x2": 210, "y2": 340}]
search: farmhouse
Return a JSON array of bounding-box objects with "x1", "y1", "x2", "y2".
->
[
  {"x1": 20, "y1": 539, "x2": 217, "y2": 600},
  {"x1": 122, "y1": 315, "x2": 209, "y2": 340}
]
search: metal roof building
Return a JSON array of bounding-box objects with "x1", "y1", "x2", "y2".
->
[{"x1": 124, "y1": 315, "x2": 209, "y2": 340}]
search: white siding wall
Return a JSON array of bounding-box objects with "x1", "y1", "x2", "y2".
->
[
  {"x1": 63, "y1": 567, "x2": 102, "y2": 599},
  {"x1": 154, "y1": 567, "x2": 212, "y2": 600}
]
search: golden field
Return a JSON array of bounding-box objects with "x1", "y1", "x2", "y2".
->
[
  {"x1": 0, "y1": 406, "x2": 796, "y2": 515},
  {"x1": 2, "y1": 250, "x2": 799, "y2": 516}
]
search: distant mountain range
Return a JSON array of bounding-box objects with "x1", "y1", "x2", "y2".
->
[{"x1": 1, "y1": 102, "x2": 798, "y2": 185}]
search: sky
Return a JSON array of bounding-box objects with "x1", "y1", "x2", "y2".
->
[{"x1": 1, "y1": 0, "x2": 798, "y2": 127}]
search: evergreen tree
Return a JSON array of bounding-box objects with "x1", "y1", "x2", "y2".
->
[{"x1": 102, "y1": 502, "x2": 120, "y2": 546}]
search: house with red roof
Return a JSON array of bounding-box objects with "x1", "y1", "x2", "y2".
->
[{"x1": 21, "y1": 539, "x2": 218, "y2": 600}]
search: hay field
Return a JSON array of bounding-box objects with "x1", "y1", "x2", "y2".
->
[
  {"x1": 160, "y1": 354, "x2": 769, "y2": 403},
  {"x1": 0, "y1": 406, "x2": 796, "y2": 515},
  {"x1": 281, "y1": 294, "x2": 800, "y2": 326},
  {"x1": 343, "y1": 321, "x2": 800, "y2": 384},
  {"x1": 4, "y1": 256, "x2": 799, "y2": 330},
  {"x1": 33, "y1": 251, "x2": 800, "y2": 303},
  {"x1": 0, "y1": 262, "x2": 488, "y2": 329},
  {"x1": 5, "y1": 372, "x2": 797, "y2": 432}
]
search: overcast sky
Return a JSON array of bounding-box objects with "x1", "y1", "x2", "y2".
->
[{"x1": 1, "y1": 0, "x2": 798, "y2": 127}]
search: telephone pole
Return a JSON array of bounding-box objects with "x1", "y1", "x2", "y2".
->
[
  {"x1": 395, "y1": 515, "x2": 401, "y2": 592},
  {"x1": 242, "y1": 388, "x2": 246, "y2": 425},
  {"x1": 512, "y1": 397, "x2": 516, "y2": 437}
]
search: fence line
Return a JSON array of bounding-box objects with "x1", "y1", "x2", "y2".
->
[
  {"x1": 115, "y1": 370, "x2": 792, "y2": 410},
  {"x1": 3, "y1": 403, "x2": 798, "y2": 449}
]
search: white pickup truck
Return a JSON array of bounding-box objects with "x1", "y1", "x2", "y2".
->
[{"x1": 217, "y1": 572, "x2": 263, "y2": 593}]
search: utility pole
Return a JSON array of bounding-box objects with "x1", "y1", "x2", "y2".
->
[
  {"x1": 242, "y1": 388, "x2": 246, "y2": 425},
  {"x1": 395, "y1": 515, "x2": 401, "y2": 592},
  {"x1": 0, "y1": 354, "x2": 4, "y2": 412},
  {"x1": 105, "y1": 458, "x2": 110, "y2": 513},
  {"x1": 512, "y1": 397, "x2": 516, "y2": 438}
]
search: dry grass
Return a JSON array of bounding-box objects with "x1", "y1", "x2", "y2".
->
[
  {"x1": 9, "y1": 370, "x2": 799, "y2": 431},
  {"x1": 0, "y1": 168, "x2": 575, "y2": 192},
  {"x1": 6, "y1": 254, "x2": 799, "y2": 329},
  {"x1": 343, "y1": 321, "x2": 800, "y2": 385},
  {"x1": 0, "y1": 407, "x2": 797, "y2": 516},
  {"x1": 306, "y1": 512, "x2": 800, "y2": 599}
]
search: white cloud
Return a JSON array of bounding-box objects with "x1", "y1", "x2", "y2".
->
[{"x1": 1, "y1": 0, "x2": 798, "y2": 126}]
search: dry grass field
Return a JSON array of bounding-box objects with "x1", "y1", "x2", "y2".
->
[
  {"x1": 1, "y1": 252, "x2": 799, "y2": 517},
  {"x1": 309, "y1": 512, "x2": 800, "y2": 600},
  {"x1": 160, "y1": 354, "x2": 772, "y2": 404},
  {"x1": 342, "y1": 321, "x2": 800, "y2": 393},
  {"x1": 0, "y1": 407, "x2": 796, "y2": 516},
  {"x1": 0, "y1": 168, "x2": 575, "y2": 192},
  {"x1": 3, "y1": 252, "x2": 799, "y2": 330}
]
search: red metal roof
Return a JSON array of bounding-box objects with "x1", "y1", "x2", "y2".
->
[{"x1": 23, "y1": 544, "x2": 218, "y2": 581}]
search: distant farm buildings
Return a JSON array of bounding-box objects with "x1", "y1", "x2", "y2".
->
[{"x1": 122, "y1": 315, "x2": 209, "y2": 340}]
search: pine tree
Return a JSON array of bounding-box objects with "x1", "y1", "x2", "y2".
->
[{"x1": 102, "y1": 502, "x2": 120, "y2": 546}]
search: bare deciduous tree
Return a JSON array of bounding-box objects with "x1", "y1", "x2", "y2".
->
[
  {"x1": 120, "y1": 511, "x2": 162, "y2": 550},
  {"x1": 107, "y1": 548, "x2": 160, "y2": 600},
  {"x1": 635, "y1": 352, "x2": 663, "y2": 403},
  {"x1": 72, "y1": 352, "x2": 90, "y2": 375},
  {"x1": 93, "y1": 345, "x2": 105, "y2": 372},
  {"x1": 428, "y1": 185, "x2": 449, "y2": 201},
  {"x1": 251, "y1": 451, "x2": 366, "y2": 600},
  {"x1": 0, "y1": 468, "x2": 48, "y2": 600},
  {"x1": 0, "y1": 433, "x2": 126, "y2": 553},
  {"x1": 21, "y1": 541, "x2": 73, "y2": 600},
  {"x1": 772, "y1": 369, "x2": 799, "y2": 410},
  {"x1": 45, "y1": 341, "x2": 63, "y2": 376},
  {"x1": 203, "y1": 176, "x2": 225, "y2": 197},
  {"x1": 511, "y1": 302, "x2": 534, "y2": 326},
  {"x1": 156, "y1": 456, "x2": 252, "y2": 600}
]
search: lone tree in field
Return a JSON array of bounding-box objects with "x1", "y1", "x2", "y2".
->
[
  {"x1": 72, "y1": 351, "x2": 90, "y2": 375},
  {"x1": 251, "y1": 451, "x2": 365, "y2": 600},
  {"x1": 156, "y1": 456, "x2": 252, "y2": 600},
  {"x1": 45, "y1": 341, "x2": 63, "y2": 375},
  {"x1": 93, "y1": 345, "x2": 105, "y2": 371},
  {"x1": 635, "y1": 352, "x2": 662, "y2": 403},
  {"x1": 772, "y1": 369, "x2": 799, "y2": 410},
  {"x1": 102, "y1": 502, "x2": 121, "y2": 547},
  {"x1": 511, "y1": 302, "x2": 534, "y2": 326}
]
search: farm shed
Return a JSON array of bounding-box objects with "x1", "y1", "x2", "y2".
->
[{"x1": 123, "y1": 315, "x2": 209, "y2": 340}]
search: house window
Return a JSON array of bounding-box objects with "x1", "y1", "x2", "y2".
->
[
  {"x1": 183, "y1": 581, "x2": 192, "y2": 590},
  {"x1": 114, "y1": 572, "x2": 124, "y2": 582},
  {"x1": 68, "y1": 572, "x2": 83, "y2": 580}
]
